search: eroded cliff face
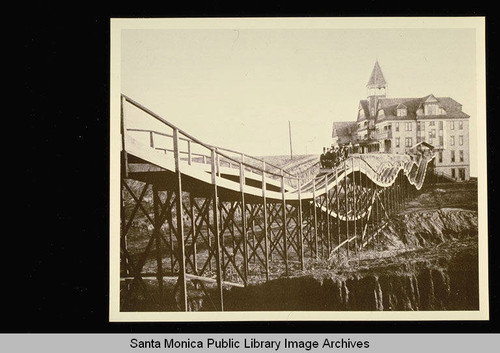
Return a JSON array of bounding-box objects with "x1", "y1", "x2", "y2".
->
[
  {"x1": 381, "y1": 208, "x2": 478, "y2": 249},
  {"x1": 218, "y1": 245, "x2": 477, "y2": 311},
  {"x1": 216, "y1": 206, "x2": 478, "y2": 312}
]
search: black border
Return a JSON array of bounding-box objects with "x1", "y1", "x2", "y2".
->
[{"x1": 12, "y1": 7, "x2": 499, "y2": 333}]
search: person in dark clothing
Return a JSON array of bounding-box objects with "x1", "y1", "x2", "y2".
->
[
  {"x1": 337, "y1": 147, "x2": 343, "y2": 165},
  {"x1": 331, "y1": 148, "x2": 337, "y2": 168},
  {"x1": 325, "y1": 148, "x2": 334, "y2": 168},
  {"x1": 320, "y1": 147, "x2": 327, "y2": 168}
]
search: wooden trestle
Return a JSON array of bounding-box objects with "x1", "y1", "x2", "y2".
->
[{"x1": 119, "y1": 95, "x2": 431, "y2": 311}]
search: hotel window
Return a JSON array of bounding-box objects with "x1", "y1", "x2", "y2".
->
[
  {"x1": 450, "y1": 121, "x2": 455, "y2": 130},
  {"x1": 451, "y1": 168, "x2": 456, "y2": 179},
  {"x1": 405, "y1": 122, "x2": 412, "y2": 131},
  {"x1": 451, "y1": 150, "x2": 455, "y2": 163},
  {"x1": 438, "y1": 151, "x2": 443, "y2": 163},
  {"x1": 458, "y1": 121, "x2": 463, "y2": 130},
  {"x1": 397, "y1": 108, "x2": 407, "y2": 117},
  {"x1": 439, "y1": 136, "x2": 443, "y2": 146},
  {"x1": 459, "y1": 135, "x2": 463, "y2": 145},
  {"x1": 425, "y1": 103, "x2": 437, "y2": 115},
  {"x1": 396, "y1": 137, "x2": 400, "y2": 147},
  {"x1": 420, "y1": 122, "x2": 425, "y2": 131},
  {"x1": 429, "y1": 121, "x2": 435, "y2": 126},
  {"x1": 429, "y1": 129, "x2": 436, "y2": 139},
  {"x1": 395, "y1": 123, "x2": 399, "y2": 132},
  {"x1": 459, "y1": 150, "x2": 464, "y2": 162},
  {"x1": 450, "y1": 136, "x2": 455, "y2": 146},
  {"x1": 439, "y1": 121, "x2": 443, "y2": 130},
  {"x1": 405, "y1": 137, "x2": 412, "y2": 147},
  {"x1": 459, "y1": 168, "x2": 465, "y2": 180}
]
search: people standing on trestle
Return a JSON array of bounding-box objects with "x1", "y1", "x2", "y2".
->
[
  {"x1": 330, "y1": 147, "x2": 338, "y2": 168},
  {"x1": 325, "y1": 148, "x2": 333, "y2": 168},
  {"x1": 320, "y1": 147, "x2": 328, "y2": 168}
]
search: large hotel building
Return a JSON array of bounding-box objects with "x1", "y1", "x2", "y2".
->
[{"x1": 332, "y1": 61, "x2": 471, "y2": 181}]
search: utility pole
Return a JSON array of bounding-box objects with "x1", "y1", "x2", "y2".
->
[{"x1": 289, "y1": 120, "x2": 293, "y2": 160}]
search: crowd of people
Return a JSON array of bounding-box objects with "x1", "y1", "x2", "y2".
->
[{"x1": 319, "y1": 146, "x2": 350, "y2": 169}]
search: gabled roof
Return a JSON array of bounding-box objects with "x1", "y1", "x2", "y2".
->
[
  {"x1": 424, "y1": 94, "x2": 438, "y2": 103},
  {"x1": 367, "y1": 61, "x2": 387, "y2": 88},
  {"x1": 407, "y1": 141, "x2": 435, "y2": 152},
  {"x1": 332, "y1": 121, "x2": 357, "y2": 138},
  {"x1": 374, "y1": 95, "x2": 469, "y2": 122},
  {"x1": 357, "y1": 100, "x2": 372, "y2": 121},
  {"x1": 412, "y1": 141, "x2": 435, "y2": 150},
  {"x1": 433, "y1": 97, "x2": 465, "y2": 115}
]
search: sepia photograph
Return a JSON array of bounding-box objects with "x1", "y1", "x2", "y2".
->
[{"x1": 109, "y1": 17, "x2": 487, "y2": 321}]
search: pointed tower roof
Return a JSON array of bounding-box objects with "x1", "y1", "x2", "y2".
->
[{"x1": 367, "y1": 60, "x2": 387, "y2": 88}]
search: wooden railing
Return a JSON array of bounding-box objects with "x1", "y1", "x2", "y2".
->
[{"x1": 121, "y1": 94, "x2": 305, "y2": 189}]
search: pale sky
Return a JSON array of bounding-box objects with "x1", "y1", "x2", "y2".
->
[{"x1": 120, "y1": 22, "x2": 480, "y2": 176}]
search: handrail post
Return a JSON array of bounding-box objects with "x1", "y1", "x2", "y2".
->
[
  {"x1": 120, "y1": 95, "x2": 129, "y2": 178},
  {"x1": 281, "y1": 171, "x2": 289, "y2": 275},
  {"x1": 397, "y1": 173, "x2": 401, "y2": 211},
  {"x1": 211, "y1": 148, "x2": 224, "y2": 310},
  {"x1": 401, "y1": 172, "x2": 404, "y2": 208},
  {"x1": 324, "y1": 174, "x2": 331, "y2": 255},
  {"x1": 375, "y1": 183, "x2": 380, "y2": 244},
  {"x1": 344, "y1": 159, "x2": 349, "y2": 259},
  {"x1": 216, "y1": 148, "x2": 220, "y2": 177},
  {"x1": 173, "y1": 128, "x2": 188, "y2": 311},
  {"x1": 359, "y1": 163, "x2": 365, "y2": 243},
  {"x1": 394, "y1": 173, "x2": 398, "y2": 212},
  {"x1": 361, "y1": 167, "x2": 367, "y2": 243},
  {"x1": 312, "y1": 176, "x2": 318, "y2": 260},
  {"x1": 261, "y1": 161, "x2": 270, "y2": 281},
  {"x1": 400, "y1": 172, "x2": 404, "y2": 209},
  {"x1": 149, "y1": 131, "x2": 154, "y2": 148},
  {"x1": 353, "y1": 158, "x2": 357, "y2": 253},
  {"x1": 297, "y1": 177, "x2": 304, "y2": 271},
  {"x1": 393, "y1": 175, "x2": 396, "y2": 214},
  {"x1": 335, "y1": 166, "x2": 340, "y2": 259},
  {"x1": 239, "y1": 161, "x2": 249, "y2": 286},
  {"x1": 403, "y1": 173, "x2": 407, "y2": 207}
]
